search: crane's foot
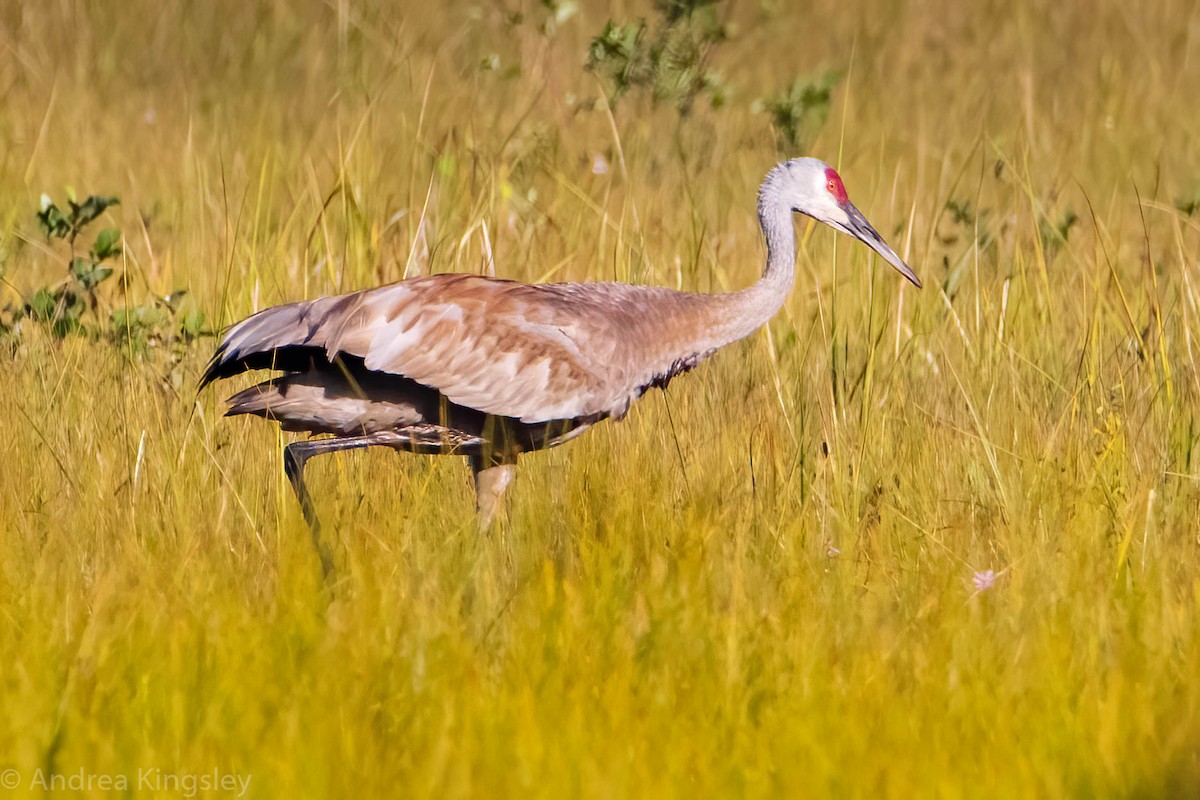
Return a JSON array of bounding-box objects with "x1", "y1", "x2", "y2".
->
[
  {"x1": 284, "y1": 434, "x2": 388, "y2": 576},
  {"x1": 470, "y1": 455, "x2": 517, "y2": 530}
]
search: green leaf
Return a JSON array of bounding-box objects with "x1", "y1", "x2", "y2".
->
[
  {"x1": 36, "y1": 202, "x2": 71, "y2": 239},
  {"x1": 26, "y1": 287, "x2": 84, "y2": 336},
  {"x1": 70, "y1": 257, "x2": 114, "y2": 290},
  {"x1": 69, "y1": 195, "x2": 120, "y2": 231},
  {"x1": 91, "y1": 227, "x2": 122, "y2": 261},
  {"x1": 81, "y1": 267, "x2": 113, "y2": 290},
  {"x1": 28, "y1": 288, "x2": 57, "y2": 320},
  {"x1": 38, "y1": 193, "x2": 119, "y2": 241}
]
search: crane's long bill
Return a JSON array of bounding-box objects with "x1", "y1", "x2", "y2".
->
[{"x1": 843, "y1": 202, "x2": 922, "y2": 288}]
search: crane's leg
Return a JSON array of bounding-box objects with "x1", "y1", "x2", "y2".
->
[
  {"x1": 284, "y1": 434, "x2": 383, "y2": 574},
  {"x1": 469, "y1": 454, "x2": 517, "y2": 530}
]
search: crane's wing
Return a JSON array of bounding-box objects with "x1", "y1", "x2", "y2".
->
[{"x1": 202, "y1": 274, "x2": 661, "y2": 423}]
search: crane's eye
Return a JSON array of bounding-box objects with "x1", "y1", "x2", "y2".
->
[{"x1": 824, "y1": 168, "x2": 848, "y2": 205}]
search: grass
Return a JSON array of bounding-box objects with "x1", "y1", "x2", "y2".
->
[{"x1": 1, "y1": 0, "x2": 1199, "y2": 796}]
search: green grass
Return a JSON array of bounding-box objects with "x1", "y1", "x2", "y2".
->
[{"x1": 2, "y1": 0, "x2": 1199, "y2": 796}]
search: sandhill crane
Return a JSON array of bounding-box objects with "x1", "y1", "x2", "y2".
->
[{"x1": 201, "y1": 157, "x2": 920, "y2": 536}]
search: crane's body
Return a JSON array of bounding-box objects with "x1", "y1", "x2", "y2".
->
[{"x1": 201, "y1": 158, "x2": 920, "y2": 536}]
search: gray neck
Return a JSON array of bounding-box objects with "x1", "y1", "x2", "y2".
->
[{"x1": 703, "y1": 168, "x2": 796, "y2": 348}]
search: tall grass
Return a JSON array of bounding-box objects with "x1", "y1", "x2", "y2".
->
[{"x1": 1, "y1": 0, "x2": 1198, "y2": 796}]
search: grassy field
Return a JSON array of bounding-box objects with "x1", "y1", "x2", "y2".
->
[{"x1": 2, "y1": 0, "x2": 1199, "y2": 796}]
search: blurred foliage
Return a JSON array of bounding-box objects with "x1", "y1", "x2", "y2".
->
[
  {"x1": 1038, "y1": 208, "x2": 1079, "y2": 261},
  {"x1": 1175, "y1": 188, "x2": 1200, "y2": 216},
  {"x1": 761, "y1": 70, "x2": 843, "y2": 152},
  {"x1": 587, "y1": 0, "x2": 729, "y2": 116}
]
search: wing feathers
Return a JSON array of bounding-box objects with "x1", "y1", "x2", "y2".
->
[{"x1": 206, "y1": 274, "x2": 714, "y2": 423}]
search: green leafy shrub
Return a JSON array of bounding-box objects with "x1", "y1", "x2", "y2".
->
[
  {"x1": 586, "y1": 0, "x2": 729, "y2": 116},
  {"x1": 5, "y1": 192, "x2": 207, "y2": 352},
  {"x1": 27, "y1": 194, "x2": 121, "y2": 337}
]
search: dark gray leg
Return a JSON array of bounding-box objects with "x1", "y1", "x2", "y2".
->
[{"x1": 283, "y1": 434, "x2": 384, "y2": 573}]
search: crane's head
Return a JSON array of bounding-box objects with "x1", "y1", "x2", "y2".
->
[{"x1": 769, "y1": 157, "x2": 921, "y2": 288}]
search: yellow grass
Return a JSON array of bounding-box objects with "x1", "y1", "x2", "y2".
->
[{"x1": 1, "y1": 0, "x2": 1199, "y2": 796}]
